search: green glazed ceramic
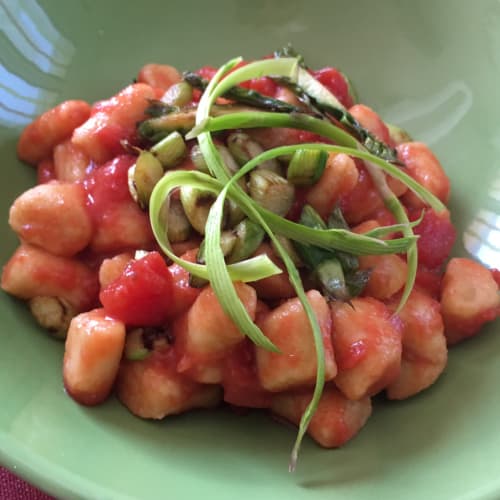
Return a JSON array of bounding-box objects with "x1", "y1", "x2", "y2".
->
[{"x1": 1, "y1": 1, "x2": 499, "y2": 499}]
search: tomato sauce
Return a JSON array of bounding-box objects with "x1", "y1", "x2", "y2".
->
[
  {"x1": 409, "y1": 209, "x2": 456, "y2": 269},
  {"x1": 100, "y1": 251, "x2": 174, "y2": 326},
  {"x1": 222, "y1": 340, "x2": 272, "y2": 408}
]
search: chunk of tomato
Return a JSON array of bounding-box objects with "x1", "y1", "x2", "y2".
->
[
  {"x1": 100, "y1": 252, "x2": 174, "y2": 326},
  {"x1": 312, "y1": 67, "x2": 353, "y2": 108}
]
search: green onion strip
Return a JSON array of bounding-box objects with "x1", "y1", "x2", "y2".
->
[
  {"x1": 188, "y1": 113, "x2": 446, "y2": 213},
  {"x1": 363, "y1": 160, "x2": 417, "y2": 313},
  {"x1": 195, "y1": 58, "x2": 302, "y2": 352},
  {"x1": 149, "y1": 56, "x2": 445, "y2": 469},
  {"x1": 195, "y1": 57, "x2": 329, "y2": 470},
  {"x1": 149, "y1": 170, "x2": 283, "y2": 284},
  {"x1": 189, "y1": 110, "x2": 445, "y2": 314}
]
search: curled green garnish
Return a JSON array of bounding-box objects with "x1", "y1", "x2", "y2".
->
[{"x1": 147, "y1": 54, "x2": 445, "y2": 471}]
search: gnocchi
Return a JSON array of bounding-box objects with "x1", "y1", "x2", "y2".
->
[{"x1": 2, "y1": 52, "x2": 498, "y2": 460}]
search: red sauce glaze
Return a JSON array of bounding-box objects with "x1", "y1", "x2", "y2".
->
[
  {"x1": 222, "y1": 339, "x2": 272, "y2": 408},
  {"x1": 37, "y1": 159, "x2": 56, "y2": 184},
  {"x1": 172, "y1": 315, "x2": 224, "y2": 383},
  {"x1": 167, "y1": 250, "x2": 201, "y2": 319},
  {"x1": 409, "y1": 209, "x2": 456, "y2": 268},
  {"x1": 414, "y1": 266, "x2": 442, "y2": 298},
  {"x1": 335, "y1": 339, "x2": 368, "y2": 371},
  {"x1": 340, "y1": 163, "x2": 383, "y2": 224},
  {"x1": 372, "y1": 207, "x2": 397, "y2": 229},
  {"x1": 293, "y1": 129, "x2": 326, "y2": 143},
  {"x1": 196, "y1": 65, "x2": 217, "y2": 81},
  {"x1": 312, "y1": 67, "x2": 353, "y2": 108},
  {"x1": 93, "y1": 123, "x2": 133, "y2": 160},
  {"x1": 491, "y1": 269, "x2": 500, "y2": 287},
  {"x1": 286, "y1": 187, "x2": 308, "y2": 221},
  {"x1": 88, "y1": 100, "x2": 141, "y2": 160},
  {"x1": 33, "y1": 257, "x2": 92, "y2": 298},
  {"x1": 83, "y1": 154, "x2": 135, "y2": 216},
  {"x1": 447, "y1": 308, "x2": 499, "y2": 339},
  {"x1": 100, "y1": 252, "x2": 174, "y2": 326}
]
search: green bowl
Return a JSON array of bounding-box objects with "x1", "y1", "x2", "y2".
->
[{"x1": 1, "y1": 1, "x2": 499, "y2": 499}]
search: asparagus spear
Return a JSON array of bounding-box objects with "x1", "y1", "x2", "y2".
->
[
  {"x1": 145, "y1": 99, "x2": 178, "y2": 118},
  {"x1": 184, "y1": 69, "x2": 398, "y2": 164},
  {"x1": 325, "y1": 204, "x2": 372, "y2": 297},
  {"x1": 183, "y1": 72, "x2": 302, "y2": 113},
  {"x1": 292, "y1": 205, "x2": 371, "y2": 300},
  {"x1": 293, "y1": 205, "x2": 352, "y2": 301},
  {"x1": 273, "y1": 75, "x2": 399, "y2": 163},
  {"x1": 273, "y1": 44, "x2": 306, "y2": 68},
  {"x1": 139, "y1": 104, "x2": 262, "y2": 142},
  {"x1": 272, "y1": 44, "x2": 398, "y2": 163}
]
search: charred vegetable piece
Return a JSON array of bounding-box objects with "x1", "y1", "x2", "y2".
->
[
  {"x1": 164, "y1": 197, "x2": 191, "y2": 243},
  {"x1": 275, "y1": 73, "x2": 398, "y2": 163},
  {"x1": 139, "y1": 104, "x2": 260, "y2": 142},
  {"x1": 345, "y1": 268, "x2": 372, "y2": 297},
  {"x1": 226, "y1": 218, "x2": 265, "y2": 264},
  {"x1": 326, "y1": 205, "x2": 350, "y2": 230},
  {"x1": 139, "y1": 109, "x2": 197, "y2": 140},
  {"x1": 227, "y1": 132, "x2": 282, "y2": 173},
  {"x1": 29, "y1": 296, "x2": 75, "y2": 339},
  {"x1": 271, "y1": 235, "x2": 303, "y2": 267},
  {"x1": 293, "y1": 205, "x2": 356, "y2": 300},
  {"x1": 293, "y1": 205, "x2": 334, "y2": 269},
  {"x1": 217, "y1": 144, "x2": 251, "y2": 225},
  {"x1": 150, "y1": 131, "x2": 187, "y2": 168},
  {"x1": 144, "y1": 99, "x2": 177, "y2": 118},
  {"x1": 197, "y1": 231, "x2": 238, "y2": 265},
  {"x1": 316, "y1": 258, "x2": 350, "y2": 301},
  {"x1": 124, "y1": 326, "x2": 172, "y2": 361},
  {"x1": 190, "y1": 144, "x2": 209, "y2": 173},
  {"x1": 190, "y1": 231, "x2": 238, "y2": 288},
  {"x1": 128, "y1": 151, "x2": 164, "y2": 209},
  {"x1": 124, "y1": 328, "x2": 150, "y2": 361},
  {"x1": 327, "y1": 206, "x2": 360, "y2": 272},
  {"x1": 162, "y1": 81, "x2": 193, "y2": 107},
  {"x1": 249, "y1": 170, "x2": 294, "y2": 217},
  {"x1": 287, "y1": 149, "x2": 328, "y2": 186},
  {"x1": 270, "y1": 46, "x2": 398, "y2": 163},
  {"x1": 180, "y1": 186, "x2": 225, "y2": 235},
  {"x1": 226, "y1": 198, "x2": 246, "y2": 227}
]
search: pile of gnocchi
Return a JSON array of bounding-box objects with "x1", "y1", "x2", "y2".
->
[{"x1": 2, "y1": 57, "x2": 499, "y2": 452}]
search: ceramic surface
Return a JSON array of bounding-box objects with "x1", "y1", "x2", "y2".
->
[{"x1": 1, "y1": 1, "x2": 499, "y2": 499}]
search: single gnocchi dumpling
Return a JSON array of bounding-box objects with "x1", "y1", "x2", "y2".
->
[
  {"x1": 441, "y1": 258, "x2": 500, "y2": 345},
  {"x1": 117, "y1": 347, "x2": 222, "y2": 419},
  {"x1": 271, "y1": 385, "x2": 372, "y2": 448},
  {"x1": 386, "y1": 289, "x2": 448, "y2": 400},
  {"x1": 331, "y1": 297, "x2": 402, "y2": 400},
  {"x1": 255, "y1": 290, "x2": 337, "y2": 392}
]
